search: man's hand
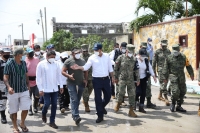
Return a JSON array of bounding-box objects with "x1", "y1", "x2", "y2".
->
[
  {"x1": 83, "y1": 80, "x2": 88, "y2": 87},
  {"x1": 39, "y1": 91, "x2": 44, "y2": 96},
  {"x1": 136, "y1": 81, "x2": 140, "y2": 86},
  {"x1": 60, "y1": 88, "x2": 64, "y2": 94},
  {"x1": 114, "y1": 79, "x2": 118, "y2": 84},
  {"x1": 190, "y1": 76, "x2": 194, "y2": 81},
  {"x1": 68, "y1": 73, "x2": 75, "y2": 80},
  {"x1": 71, "y1": 64, "x2": 79, "y2": 70},
  {"x1": 8, "y1": 87, "x2": 14, "y2": 95},
  {"x1": 198, "y1": 82, "x2": 200, "y2": 86},
  {"x1": 112, "y1": 77, "x2": 115, "y2": 84}
]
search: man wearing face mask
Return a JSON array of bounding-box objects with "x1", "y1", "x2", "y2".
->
[
  {"x1": 34, "y1": 45, "x2": 44, "y2": 61},
  {"x1": 25, "y1": 48, "x2": 40, "y2": 116},
  {"x1": 0, "y1": 48, "x2": 11, "y2": 124},
  {"x1": 61, "y1": 47, "x2": 87, "y2": 125},
  {"x1": 80, "y1": 44, "x2": 93, "y2": 112},
  {"x1": 162, "y1": 44, "x2": 194, "y2": 112},
  {"x1": 36, "y1": 51, "x2": 64, "y2": 129},
  {"x1": 113, "y1": 44, "x2": 140, "y2": 117},
  {"x1": 70, "y1": 43, "x2": 113, "y2": 123},
  {"x1": 147, "y1": 38, "x2": 154, "y2": 65},
  {"x1": 58, "y1": 52, "x2": 70, "y2": 113},
  {"x1": 43, "y1": 44, "x2": 60, "y2": 61},
  {"x1": 152, "y1": 40, "x2": 171, "y2": 106}
]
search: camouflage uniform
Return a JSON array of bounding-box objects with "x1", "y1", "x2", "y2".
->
[
  {"x1": 152, "y1": 40, "x2": 171, "y2": 106},
  {"x1": 114, "y1": 44, "x2": 139, "y2": 117},
  {"x1": 81, "y1": 44, "x2": 93, "y2": 112},
  {"x1": 162, "y1": 44, "x2": 194, "y2": 112}
]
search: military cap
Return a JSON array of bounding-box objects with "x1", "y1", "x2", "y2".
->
[
  {"x1": 81, "y1": 44, "x2": 89, "y2": 51},
  {"x1": 121, "y1": 42, "x2": 127, "y2": 48},
  {"x1": 141, "y1": 42, "x2": 147, "y2": 48},
  {"x1": 172, "y1": 44, "x2": 180, "y2": 51},
  {"x1": 161, "y1": 40, "x2": 168, "y2": 46},
  {"x1": 126, "y1": 44, "x2": 135, "y2": 53}
]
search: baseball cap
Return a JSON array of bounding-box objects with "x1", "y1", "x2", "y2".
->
[
  {"x1": 26, "y1": 47, "x2": 34, "y2": 53},
  {"x1": 93, "y1": 43, "x2": 102, "y2": 51},
  {"x1": 147, "y1": 38, "x2": 152, "y2": 42},
  {"x1": 46, "y1": 44, "x2": 54, "y2": 49},
  {"x1": 60, "y1": 52, "x2": 69, "y2": 58}
]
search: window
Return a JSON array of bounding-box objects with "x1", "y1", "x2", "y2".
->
[
  {"x1": 109, "y1": 30, "x2": 115, "y2": 33},
  {"x1": 81, "y1": 30, "x2": 87, "y2": 34},
  {"x1": 179, "y1": 35, "x2": 188, "y2": 47}
]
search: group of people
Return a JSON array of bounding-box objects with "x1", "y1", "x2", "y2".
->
[{"x1": 0, "y1": 38, "x2": 199, "y2": 133}]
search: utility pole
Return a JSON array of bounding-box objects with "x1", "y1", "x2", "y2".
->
[
  {"x1": 39, "y1": 9, "x2": 45, "y2": 44},
  {"x1": 186, "y1": 0, "x2": 188, "y2": 17},
  {"x1": 21, "y1": 23, "x2": 24, "y2": 48},
  {"x1": 44, "y1": 7, "x2": 47, "y2": 42},
  {"x1": 5, "y1": 39, "x2": 7, "y2": 46}
]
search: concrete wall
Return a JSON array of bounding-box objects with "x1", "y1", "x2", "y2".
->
[
  {"x1": 116, "y1": 35, "x2": 129, "y2": 45},
  {"x1": 133, "y1": 17, "x2": 197, "y2": 79}
]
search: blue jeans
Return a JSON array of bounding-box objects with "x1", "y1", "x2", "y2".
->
[
  {"x1": 67, "y1": 82, "x2": 84, "y2": 119},
  {"x1": 42, "y1": 92, "x2": 58, "y2": 123},
  {"x1": 92, "y1": 77, "x2": 111, "y2": 118}
]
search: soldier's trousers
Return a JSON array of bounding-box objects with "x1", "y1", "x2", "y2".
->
[
  {"x1": 158, "y1": 73, "x2": 168, "y2": 95},
  {"x1": 169, "y1": 79, "x2": 186, "y2": 105},
  {"x1": 146, "y1": 78, "x2": 152, "y2": 98},
  {"x1": 117, "y1": 80, "x2": 135, "y2": 106},
  {"x1": 82, "y1": 80, "x2": 93, "y2": 102}
]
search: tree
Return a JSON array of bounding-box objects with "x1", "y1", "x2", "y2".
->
[
  {"x1": 130, "y1": 0, "x2": 185, "y2": 32},
  {"x1": 186, "y1": 0, "x2": 200, "y2": 17}
]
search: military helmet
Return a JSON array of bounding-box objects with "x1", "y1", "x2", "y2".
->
[
  {"x1": 81, "y1": 44, "x2": 89, "y2": 51},
  {"x1": 172, "y1": 44, "x2": 180, "y2": 51},
  {"x1": 126, "y1": 44, "x2": 135, "y2": 53},
  {"x1": 141, "y1": 42, "x2": 147, "y2": 48},
  {"x1": 161, "y1": 40, "x2": 168, "y2": 46}
]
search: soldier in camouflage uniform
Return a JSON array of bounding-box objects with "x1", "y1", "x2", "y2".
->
[
  {"x1": 153, "y1": 40, "x2": 171, "y2": 106},
  {"x1": 113, "y1": 44, "x2": 140, "y2": 117},
  {"x1": 162, "y1": 44, "x2": 194, "y2": 112},
  {"x1": 81, "y1": 44, "x2": 93, "y2": 112},
  {"x1": 198, "y1": 62, "x2": 200, "y2": 116}
]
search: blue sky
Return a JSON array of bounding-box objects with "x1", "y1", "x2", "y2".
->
[{"x1": 0, "y1": 0, "x2": 142, "y2": 44}]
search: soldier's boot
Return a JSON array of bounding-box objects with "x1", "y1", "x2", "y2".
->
[
  {"x1": 164, "y1": 94, "x2": 170, "y2": 106},
  {"x1": 128, "y1": 106, "x2": 137, "y2": 117},
  {"x1": 139, "y1": 105, "x2": 146, "y2": 113},
  {"x1": 28, "y1": 105, "x2": 33, "y2": 116},
  {"x1": 198, "y1": 106, "x2": 200, "y2": 116},
  {"x1": 114, "y1": 102, "x2": 121, "y2": 112},
  {"x1": 176, "y1": 104, "x2": 186, "y2": 112},
  {"x1": 158, "y1": 91, "x2": 165, "y2": 101},
  {"x1": 84, "y1": 102, "x2": 90, "y2": 112},
  {"x1": 146, "y1": 97, "x2": 156, "y2": 109}
]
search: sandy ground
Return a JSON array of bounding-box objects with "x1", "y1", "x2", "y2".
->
[{"x1": 0, "y1": 86, "x2": 200, "y2": 133}]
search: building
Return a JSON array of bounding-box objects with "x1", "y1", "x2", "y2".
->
[
  {"x1": 133, "y1": 15, "x2": 200, "y2": 79},
  {"x1": 52, "y1": 17, "x2": 133, "y2": 45}
]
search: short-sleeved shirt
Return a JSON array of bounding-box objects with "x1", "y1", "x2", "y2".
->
[
  {"x1": 4, "y1": 58, "x2": 28, "y2": 93},
  {"x1": 64, "y1": 57, "x2": 86, "y2": 85}
]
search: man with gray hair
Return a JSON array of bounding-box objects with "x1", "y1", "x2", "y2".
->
[{"x1": 3, "y1": 48, "x2": 30, "y2": 132}]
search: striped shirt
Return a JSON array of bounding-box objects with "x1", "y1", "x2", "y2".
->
[{"x1": 4, "y1": 58, "x2": 28, "y2": 93}]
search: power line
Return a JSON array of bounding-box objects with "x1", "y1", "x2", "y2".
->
[{"x1": 0, "y1": 10, "x2": 39, "y2": 17}]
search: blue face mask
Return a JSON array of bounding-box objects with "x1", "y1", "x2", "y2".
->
[{"x1": 21, "y1": 55, "x2": 26, "y2": 61}]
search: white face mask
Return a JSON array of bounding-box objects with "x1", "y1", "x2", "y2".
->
[
  {"x1": 121, "y1": 49, "x2": 126, "y2": 53},
  {"x1": 127, "y1": 53, "x2": 133, "y2": 57},
  {"x1": 75, "y1": 53, "x2": 81, "y2": 59},
  {"x1": 48, "y1": 58, "x2": 55, "y2": 63},
  {"x1": 35, "y1": 51, "x2": 40, "y2": 55},
  {"x1": 94, "y1": 51, "x2": 99, "y2": 56},
  {"x1": 21, "y1": 55, "x2": 26, "y2": 61},
  {"x1": 172, "y1": 50, "x2": 180, "y2": 56},
  {"x1": 148, "y1": 42, "x2": 152, "y2": 45},
  {"x1": 115, "y1": 48, "x2": 119, "y2": 51}
]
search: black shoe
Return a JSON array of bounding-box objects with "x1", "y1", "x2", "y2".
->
[
  {"x1": 74, "y1": 117, "x2": 81, "y2": 125},
  {"x1": 139, "y1": 106, "x2": 146, "y2": 113},
  {"x1": 103, "y1": 108, "x2": 107, "y2": 115},
  {"x1": 1, "y1": 117, "x2": 7, "y2": 124},
  {"x1": 34, "y1": 108, "x2": 38, "y2": 113},
  {"x1": 96, "y1": 117, "x2": 104, "y2": 123},
  {"x1": 42, "y1": 115, "x2": 47, "y2": 123},
  {"x1": 146, "y1": 103, "x2": 156, "y2": 109},
  {"x1": 49, "y1": 123, "x2": 58, "y2": 129},
  {"x1": 170, "y1": 104, "x2": 175, "y2": 112},
  {"x1": 176, "y1": 106, "x2": 186, "y2": 112}
]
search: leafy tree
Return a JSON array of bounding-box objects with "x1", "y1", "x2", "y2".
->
[
  {"x1": 186, "y1": 0, "x2": 200, "y2": 16},
  {"x1": 130, "y1": 0, "x2": 185, "y2": 32}
]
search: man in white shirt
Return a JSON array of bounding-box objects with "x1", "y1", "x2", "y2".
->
[
  {"x1": 71, "y1": 43, "x2": 114, "y2": 123},
  {"x1": 43, "y1": 44, "x2": 60, "y2": 61},
  {"x1": 36, "y1": 51, "x2": 63, "y2": 129}
]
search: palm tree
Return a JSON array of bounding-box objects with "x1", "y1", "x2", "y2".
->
[{"x1": 130, "y1": 0, "x2": 185, "y2": 32}]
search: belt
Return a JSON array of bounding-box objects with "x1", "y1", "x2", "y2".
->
[
  {"x1": 93, "y1": 76, "x2": 109, "y2": 80},
  {"x1": 29, "y1": 76, "x2": 36, "y2": 81}
]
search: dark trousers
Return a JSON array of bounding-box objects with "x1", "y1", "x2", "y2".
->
[
  {"x1": 92, "y1": 77, "x2": 111, "y2": 118},
  {"x1": 42, "y1": 92, "x2": 58, "y2": 123},
  {"x1": 136, "y1": 77, "x2": 148, "y2": 106},
  {"x1": 0, "y1": 110, "x2": 6, "y2": 118},
  {"x1": 39, "y1": 96, "x2": 44, "y2": 104},
  {"x1": 110, "y1": 78, "x2": 115, "y2": 96},
  {"x1": 58, "y1": 85, "x2": 70, "y2": 110}
]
